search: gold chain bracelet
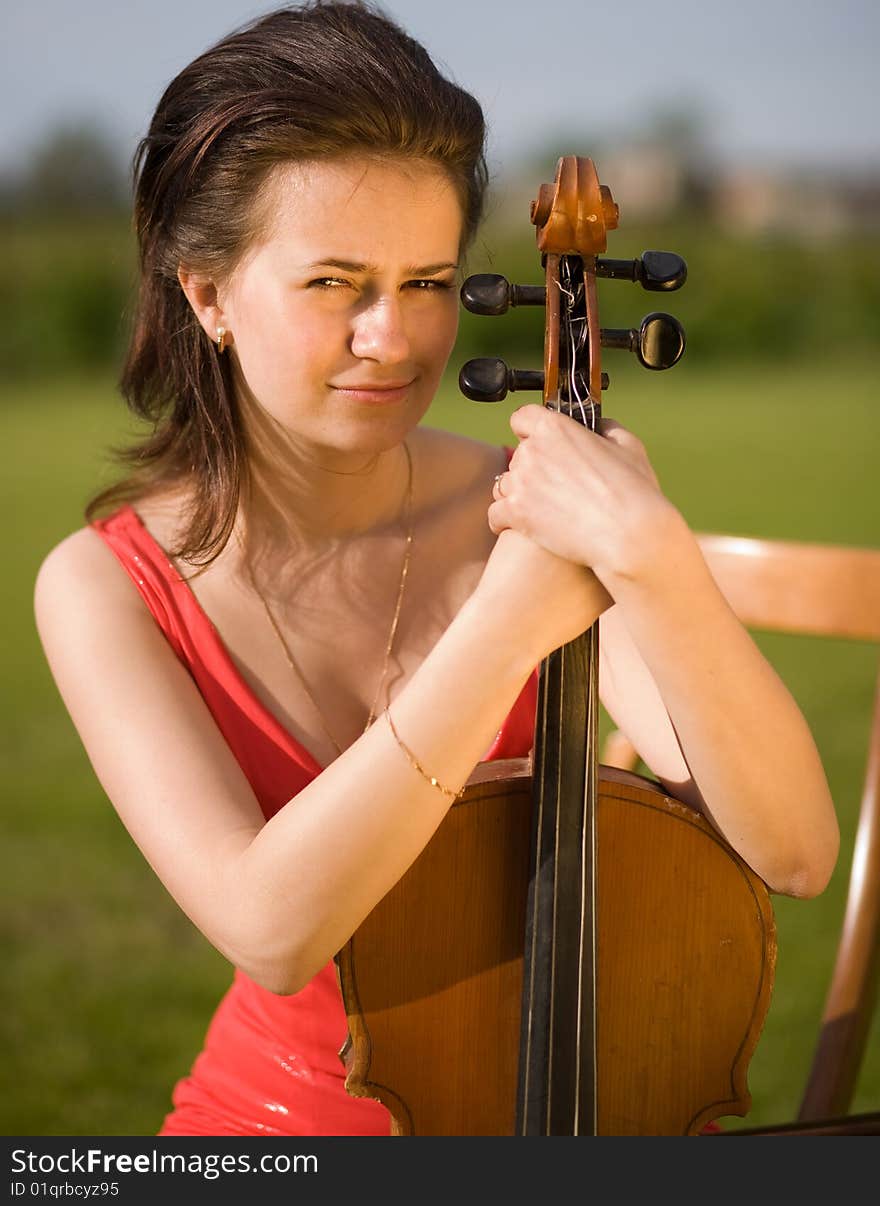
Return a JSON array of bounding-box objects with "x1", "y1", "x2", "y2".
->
[{"x1": 384, "y1": 708, "x2": 460, "y2": 802}]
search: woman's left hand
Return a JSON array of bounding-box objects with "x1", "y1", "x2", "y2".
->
[{"x1": 488, "y1": 404, "x2": 682, "y2": 589}]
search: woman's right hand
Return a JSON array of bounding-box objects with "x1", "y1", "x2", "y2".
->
[{"x1": 472, "y1": 528, "x2": 613, "y2": 663}]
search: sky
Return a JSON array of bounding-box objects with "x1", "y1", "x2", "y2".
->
[{"x1": 3, "y1": 0, "x2": 879, "y2": 179}]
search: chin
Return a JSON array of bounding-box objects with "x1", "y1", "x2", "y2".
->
[{"x1": 318, "y1": 399, "x2": 432, "y2": 453}]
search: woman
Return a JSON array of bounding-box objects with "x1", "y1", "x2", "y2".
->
[{"x1": 33, "y1": 1, "x2": 839, "y2": 1136}]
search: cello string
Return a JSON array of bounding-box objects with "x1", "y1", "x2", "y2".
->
[
  {"x1": 539, "y1": 257, "x2": 600, "y2": 1131},
  {"x1": 561, "y1": 260, "x2": 585, "y2": 1131},
  {"x1": 586, "y1": 622, "x2": 600, "y2": 1135},
  {"x1": 559, "y1": 256, "x2": 600, "y2": 1133},
  {"x1": 546, "y1": 643, "x2": 565, "y2": 1133},
  {"x1": 557, "y1": 259, "x2": 597, "y2": 430},
  {"x1": 554, "y1": 259, "x2": 581, "y2": 1131}
]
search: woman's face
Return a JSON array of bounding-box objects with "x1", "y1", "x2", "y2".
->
[{"x1": 220, "y1": 155, "x2": 464, "y2": 460}]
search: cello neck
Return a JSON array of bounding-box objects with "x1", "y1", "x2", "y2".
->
[{"x1": 516, "y1": 249, "x2": 603, "y2": 1135}]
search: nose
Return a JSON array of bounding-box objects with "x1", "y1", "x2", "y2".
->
[{"x1": 349, "y1": 295, "x2": 411, "y2": 365}]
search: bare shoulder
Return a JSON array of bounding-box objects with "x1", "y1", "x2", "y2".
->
[
  {"x1": 412, "y1": 426, "x2": 509, "y2": 511},
  {"x1": 34, "y1": 474, "x2": 194, "y2": 624},
  {"x1": 35, "y1": 524, "x2": 139, "y2": 614},
  {"x1": 33, "y1": 524, "x2": 160, "y2": 673}
]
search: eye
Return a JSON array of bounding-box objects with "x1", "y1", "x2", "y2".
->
[
  {"x1": 308, "y1": 277, "x2": 352, "y2": 289},
  {"x1": 405, "y1": 278, "x2": 455, "y2": 292}
]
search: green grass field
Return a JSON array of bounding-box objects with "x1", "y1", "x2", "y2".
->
[{"x1": 2, "y1": 357, "x2": 878, "y2": 1135}]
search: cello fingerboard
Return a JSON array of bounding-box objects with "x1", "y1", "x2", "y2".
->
[{"x1": 517, "y1": 623, "x2": 600, "y2": 1135}]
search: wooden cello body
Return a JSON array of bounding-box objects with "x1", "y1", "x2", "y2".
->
[
  {"x1": 337, "y1": 762, "x2": 775, "y2": 1135},
  {"x1": 336, "y1": 157, "x2": 777, "y2": 1135}
]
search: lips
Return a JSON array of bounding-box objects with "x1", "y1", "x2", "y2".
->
[
  {"x1": 331, "y1": 380, "x2": 415, "y2": 404},
  {"x1": 333, "y1": 380, "x2": 414, "y2": 390}
]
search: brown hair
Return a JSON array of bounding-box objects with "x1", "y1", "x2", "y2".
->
[{"x1": 86, "y1": 0, "x2": 488, "y2": 566}]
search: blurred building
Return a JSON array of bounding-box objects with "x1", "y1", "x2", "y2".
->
[
  {"x1": 598, "y1": 141, "x2": 880, "y2": 237},
  {"x1": 714, "y1": 165, "x2": 880, "y2": 237}
]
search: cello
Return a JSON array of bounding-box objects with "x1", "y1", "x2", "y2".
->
[{"x1": 336, "y1": 155, "x2": 777, "y2": 1135}]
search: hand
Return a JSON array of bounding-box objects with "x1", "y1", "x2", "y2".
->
[
  {"x1": 473, "y1": 528, "x2": 613, "y2": 664},
  {"x1": 488, "y1": 405, "x2": 681, "y2": 588}
]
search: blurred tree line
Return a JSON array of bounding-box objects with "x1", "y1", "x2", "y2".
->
[
  {"x1": 1, "y1": 125, "x2": 134, "y2": 378},
  {"x1": 1, "y1": 124, "x2": 878, "y2": 381}
]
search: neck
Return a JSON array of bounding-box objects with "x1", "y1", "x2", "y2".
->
[
  {"x1": 246, "y1": 442, "x2": 409, "y2": 542},
  {"x1": 236, "y1": 386, "x2": 413, "y2": 552},
  {"x1": 234, "y1": 437, "x2": 412, "y2": 603}
]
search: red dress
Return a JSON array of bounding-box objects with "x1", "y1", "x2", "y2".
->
[{"x1": 91, "y1": 502, "x2": 538, "y2": 1136}]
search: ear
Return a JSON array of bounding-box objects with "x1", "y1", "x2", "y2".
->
[{"x1": 177, "y1": 266, "x2": 233, "y2": 350}]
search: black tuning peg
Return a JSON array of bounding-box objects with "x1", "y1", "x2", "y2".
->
[
  {"x1": 595, "y1": 250, "x2": 687, "y2": 292},
  {"x1": 459, "y1": 358, "x2": 544, "y2": 402},
  {"x1": 601, "y1": 312, "x2": 686, "y2": 370},
  {"x1": 460, "y1": 274, "x2": 546, "y2": 316}
]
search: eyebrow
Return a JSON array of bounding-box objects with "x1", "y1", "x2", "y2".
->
[{"x1": 305, "y1": 258, "x2": 459, "y2": 275}]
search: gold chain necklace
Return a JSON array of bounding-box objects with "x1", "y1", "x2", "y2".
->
[{"x1": 237, "y1": 442, "x2": 413, "y2": 758}]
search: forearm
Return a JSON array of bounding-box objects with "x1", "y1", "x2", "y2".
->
[
  {"x1": 231, "y1": 592, "x2": 581, "y2": 993},
  {"x1": 605, "y1": 507, "x2": 839, "y2": 898}
]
